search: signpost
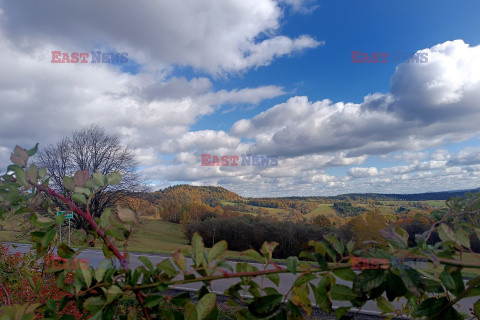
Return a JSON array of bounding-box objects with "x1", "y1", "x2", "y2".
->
[{"x1": 56, "y1": 211, "x2": 73, "y2": 245}]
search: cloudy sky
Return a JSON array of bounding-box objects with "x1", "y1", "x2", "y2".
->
[{"x1": 1, "y1": 0, "x2": 480, "y2": 197}]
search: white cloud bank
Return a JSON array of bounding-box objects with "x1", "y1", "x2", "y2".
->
[
  {"x1": 0, "y1": 0, "x2": 322, "y2": 74},
  {"x1": 0, "y1": 0, "x2": 479, "y2": 197}
]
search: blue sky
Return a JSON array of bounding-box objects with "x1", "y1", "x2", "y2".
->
[
  {"x1": 192, "y1": 0, "x2": 480, "y2": 129},
  {"x1": 1, "y1": 0, "x2": 480, "y2": 196}
]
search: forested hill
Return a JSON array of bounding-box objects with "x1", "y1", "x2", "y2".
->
[
  {"x1": 323, "y1": 187, "x2": 480, "y2": 201},
  {"x1": 120, "y1": 185, "x2": 480, "y2": 218},
  {"x1": 151, "y1": 185, "x2": 241, "y2": 207}
]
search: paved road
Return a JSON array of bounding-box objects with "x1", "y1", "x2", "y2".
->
[{"x1": 6, "y1": 243, "x2": 477, "y2": 318}]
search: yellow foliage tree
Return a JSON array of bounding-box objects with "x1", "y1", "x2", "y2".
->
[{"x1": 348, "y1": 210, "x2": 390, "y2": 249}]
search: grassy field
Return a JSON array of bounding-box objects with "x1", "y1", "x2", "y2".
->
[
  {"x1": 305, "y1": 204, "x2": 336, "y2": 218},
  {"x1": 126, "y1": 219, "x2": 191, "y2": 253},
  {"x1": 0, "y1": 216, "x2": 244, "y2": 258}
]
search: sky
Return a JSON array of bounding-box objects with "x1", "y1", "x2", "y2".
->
[{"x1": 0, "y1": 0, "x2": 480, "y2": 197}]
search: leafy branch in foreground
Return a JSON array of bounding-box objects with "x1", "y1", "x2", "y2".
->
[{"x1": 2, "y1": 144, "x2": 480, "y2": 319}]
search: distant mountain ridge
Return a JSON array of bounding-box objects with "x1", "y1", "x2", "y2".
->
[
  {"x1": 122, "y1": 185, "x2": 480, "y2": 219},
  {"x1": 279, "y1": 187, "x2": 480, "y2": 201},
  {"x1": 148, "y1": 185, "x2": 480, "y2": 202},
  {"x1": 366, "y1": 187, "x2": 480, "y2": 201}
]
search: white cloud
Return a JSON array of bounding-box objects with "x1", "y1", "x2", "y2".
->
[
  {"x1": 280, "y1": 0, "x2": 320, "y2": 14},
  {"x1": 0, "y1": 26, "x2": 286, "y2": 158},
  {"x1": 448, "y1": 147, "x2": 480, "y2": 166},
  {"x1": 231, "y1": 40, "x2": 480, "y2": 159},
  {"x1": 0, "y1": 0, "x2": 322, "y2": 74},
  {"x1": 348, "y1": 167, "x2": 380, "y2": 178}
]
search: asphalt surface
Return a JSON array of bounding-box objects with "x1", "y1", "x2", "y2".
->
[{"x1": 6, "y1": 243, "x2": 478, "y2": 319}]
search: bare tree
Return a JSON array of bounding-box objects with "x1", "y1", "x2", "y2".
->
[{"x1": 36, "y1": 124, "x2": 144, "y2": 229}]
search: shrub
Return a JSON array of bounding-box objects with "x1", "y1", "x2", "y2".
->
[{"x1": 0, "y1": 244, "x2": 86, "y2": 319}]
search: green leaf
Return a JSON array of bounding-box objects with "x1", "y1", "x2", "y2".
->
[
  {"x1": 291, "y1": 286, "x2": 312, "y2": 315},
  {"x1": 62, "y1": 176, "x2": 76, "y2": 191},
  {"x1": 25, "y1": 143, "x2": 39, "y2": 157},
  {"x1": 353, "y1": 269, "x2": 385, "y2": 293},
  {"x1": 456, "y1": 228, "x2": 470, "y2": 249},
  {"x1": 286, "y1": 256, "x2": 298, "y2": 274},
  {"x1": 326, "y1": 234, "x2": 344, "y2": 255},
  {"x1": 144, "y1": 295, "x2": 163, "y2": 308},
  {"x1": 27, "y1": 164, "x2": 39, "y2": 184},
  {"x1": 39, "y1": 167, "x2": 47, "y2": 180},
  {"x1": 398, "y1": 268, "x2": 423, "y2": 297},
  {"x1": 13, "y1": 166, "x2": 28, "y2": 186},
  {"x1": 93, "y1": 172, "x2": 106, "y2": 187},
  {"x1": 196, "y1": 293, "x2": 216, "y2": 320},
  {"x1": 334, "y1": 307, "x2": 351, "y2": 319},
  {"x1": 346, "y1": 240, "x2": 355, "y2": 253},
  {"x1": 157, "y1": 259, "x2": 178, "y2": 277},
  {"x1": 57, "y1": 243, "x2": 75, "y2": 259},
  {"x1": 261, "y1": 241, "x2": 279, "y2": 260},
  {"x1": 266, "y1": 273, "x2": 280, "y2": 286},
  {"x1": 81, "y1": 267, "x2": 92, "y2": 288},
  {"x1": 106, "y1": 172, "x2": 122, "y2": 185},
  {"x1": 450, "y1": 267, "x2": 465, "y2": 296},
  {"x1": 117, "y1": 206, "x2": 137, "y2": 224},
  {"x1": 313, "y1": 252, "x2": 328, "y2": 270},
  {"x1": 311, "y1": 279, "x2": 332, "y2": 313},
  {"x1": 192, "y1": 232, "x2": 206, "y2": 267},
  {"x1": 106, "y1": 285, "x2": 122, "y2": 303},
  {"x1": 413, "y1": 297, "x2": 446, "y2": 317},
  {"x1": 171, "y1": 292, "x2": 191, "y2": 307},
  {"x1": 41, "y1": 229, "x2": 56, "y2": 248},
  {"x1": 138, "y1": 256, "x2": 154, "y2": 272},
  {"x1": 294, "y1": 274, "x2": 316, "y2": 287},
  {"x1": 71, "y1": 192, "x2": 87, "y2": 204},
  {"x1": 95, "y1": 266, "x2": 106, "y2": 282},
  {"x1": 385, "y1": 271, "x2": 407, "y2": 301},
  {"x1": 440, "y1": 269, "x2": 455, "y2": 292},
  {"x1": 248, "y1": 294, "x2": 283, "y2": 318},
  {"x1": 74, "y1": 187, "x2": 91, "y2": 197},
  {"x1": 172, "y1": 250, "x2": 187, "y2": 272},
  {"x1": 184, "y1": 301, "x2": 197, "y2": 320},
  {"x1": 379, "y1": 226, "x2": 408, "y2": 249},
  {"x1": 330, "y1": 284, "x2": 358, "y2": 301},
  {"x1": 242, "y1": 249, "x2": 265, "y2": 263},
  {"x1": 438, "y1": 224, "x2": 458, "y2": 244},
  {"x1": 333, "y1": 268, "x2": 357, "y2": 281},
  {"x1": 376, "y1": 296, "x2": 395, "y2": 314},
  {"x1": 83, "y1": 296, "x2": 106, "y2": 314},
  {"x1": 56, "y1": 213, "x2": 66, "y2": 226},
  {"x1": 106, "y1": 229, "x2": 124, "y2": 241},
  {"x1": 208, "y1": 240, "x2": 227, "y2": 262}
]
